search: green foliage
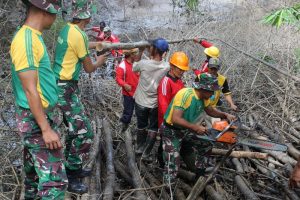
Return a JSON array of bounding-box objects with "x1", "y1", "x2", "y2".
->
[
  {"x1": 172, "y1": 0, "x2": 200, "y2": 11},
  {"x1": 186, "y1": 0, "x2": 199, "y2": 11},
  {"x1": 262, "y1": 4, "x2": 300, "y2": 28}
]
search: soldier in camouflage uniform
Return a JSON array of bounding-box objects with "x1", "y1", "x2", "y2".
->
[
  {"x1": 10, "y1": 0, "x2": 68, "y2": 199},
  {"x1": 53, "y1": 0, "x2": 106, "y2": 194},
  {"x1": 161, "y1": 73, "x2": 236, "y2": 187}
]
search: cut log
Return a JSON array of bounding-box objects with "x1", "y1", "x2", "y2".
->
[
  {"x1": 286, "y1": 143, "x2": 300, "y2": 160},
  {"x1": 212, "y1": 148, "x2": 268, "y2": 159},
  {"x1": 263, "y1": 150, "x2": 297, "y2": 166},
  {"x1": 114, "y1": 160, "x2": 133, "y2": 185},
  {"x1": 186, "y1": 144, "x2": 236, "y2": 200},
  {"x1": 234, "y1": 175, "x2": 259, "y2": 200},
  {"x1": 205, "y1": 185, "x2": 223, "y2": 200},
  {"x1": 96, "y1": 38, "x2": 195, "y2": 53},
  {"x1": 85, "y1": 118, "x2": 102, "y2": 169},
  {"x1": 232, "y1": 158, "x2": 244, "y2": 173},
  {"x1": 178, "y1": 169, "x2": 196, "y2": 182},
  {"x1": 102, "y1": 119, "x2": 116, "y2": 200},
  {"x1": 124, "y1": 129, "x2": 147, "y2": 199},
  {"x1": 175, "y1": 187, "x2": 186, "y2": 200}
]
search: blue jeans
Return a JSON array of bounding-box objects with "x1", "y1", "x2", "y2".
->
[
  {"x1": 120, "y1": 95, "x2": 135, "y2": 124},
  {"x1": 135, "y1": 103, "x2": 158, "y2": 132}
]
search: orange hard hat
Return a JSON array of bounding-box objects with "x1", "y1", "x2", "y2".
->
[
  {"x1": 212, "y1": 121, "x2": 229, "y2": 131},
  {"x1": 169, "y1": 52, "x2": 190, "y2": 71}
]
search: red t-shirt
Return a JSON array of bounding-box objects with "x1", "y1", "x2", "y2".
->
[
  {"x1": 91, "y1": 27, "x2": 104, "y2": 41},
  {"x1": 193, "y1": 40, "x2": 213, "y2": 76},
  {"x1": 157, "y1": 73, "x2": 184, "y2": 127},
  {"x1": 115, "y1": 59, "x2": 139, "y2": 97}
]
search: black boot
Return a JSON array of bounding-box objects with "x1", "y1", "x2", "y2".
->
[
  {"x1": 67, "y1": 178, "x2": 88, "y2": 194},
  {"x1": 66, "y1": 168, "x2": 92, "y2": 179},
  {"x1": 135, "y1": 129, "x2": 147, "y2": 155},
  {"x1": 121, "y1": 122, "x2": 129, "y2": 132},
  {"x1": 141, "y1": 131, "x2": 157, "y2": 162}
]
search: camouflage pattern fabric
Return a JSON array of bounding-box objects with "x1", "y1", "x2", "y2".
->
[
  {"x1": 181, "y1": 134, "x2": 213, "y2": 174},
  {"x1": 57, "y1": 81, "x2": 94, "y2": 171},
  {"x1": 16, "y1": 106, "x2": 68, "y2": 199},
  {"x1": 193, "y1": 72, "x2": 220, "y2": 91},
  {"x1": 162, "y1": 124, "x2": 213, "y2": 183},
  {"x1": 22, "y1": 0, "x2": 61, "y2": 14},
  {"x1": 72, "y1": 0, "x2": 92, "y2": 19}
]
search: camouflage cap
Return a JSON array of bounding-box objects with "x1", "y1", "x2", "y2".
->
[
  {"x1": 208, "y1": 57, "x2": 221, "y2": 70},
  {"x1": 22, "y1": 0, "x2": 61, "y2": 14},
  {"x1": 72, "y1": 0, "x2": 91, "y2": 20},
  {"x1": 193, "y1": 73, "x2": 219, "y2": 91}
]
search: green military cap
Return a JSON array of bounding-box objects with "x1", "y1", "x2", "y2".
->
[
  {"x1": 193, "y1": 73, "x2": 219, "y2": 91},
  {"x1": 22, "y1": 0, "x2": 61, "y2": 14}
]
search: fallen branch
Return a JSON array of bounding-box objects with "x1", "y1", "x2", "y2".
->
[
  {"x1": 235, "y1": 175, "x2": 259, "y2": 200},
  {"x1": 103, "y1": 119, "x2": 116, "y2": 200},
  {"x1": 186, "y1": 144, "x2": 236, "y2": 200},
  {"x1": 212, "y1": 148, "x2": 268, "y2": 159},
  {"x1": 124, "y1": 129, "x2": 147, "y2": 199}
]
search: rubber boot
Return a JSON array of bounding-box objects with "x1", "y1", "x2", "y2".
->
[
  {"x1": 135, "y1": 129, "x2": 147, "y2": 155},
  {"x1": 121, "y1": 122, "x2": 129, "y2": 132},
  {"x1": 66, "y1": 168, "x2": 92, "y2": 179},
  {"x1": 67, "y1": 178, "x2": 88, "y2": 194},
  {"x1": 141, "y1": 131, "x2": 157, "y2": 162}
]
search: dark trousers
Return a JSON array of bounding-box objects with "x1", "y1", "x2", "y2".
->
[
  {"x1": 135, "y1": 102, "x2": 158, "y2": 132},
  {"x1": 120, "y1": 95, "x2": 135, "y2": 124}
]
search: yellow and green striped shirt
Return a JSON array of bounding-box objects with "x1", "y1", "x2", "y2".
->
[
  {"x1": 164, "y1": 88, "x2": 210, "y2": 128},
  {"x1": 10, "y1": 25, "x2": 58, "y2": 109},
  {"x1": 53, "y1": 23, "x2": 89, "y2": 80}
]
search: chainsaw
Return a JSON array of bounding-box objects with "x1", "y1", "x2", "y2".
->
[{"x1": 196, "y1": 119, "x2": 287, "y2": 152}]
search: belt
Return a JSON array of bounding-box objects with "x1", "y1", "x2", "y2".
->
[{"x1": 163, "y1": 121, "x2": 182, "y2": 130}]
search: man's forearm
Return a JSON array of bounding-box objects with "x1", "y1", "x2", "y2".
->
[
  {"x1": 172, "y1": 116, "x2": 196, "y2": 131},
  {"x1": 205, "y1": 107, "x2": 227, "y2": 118},
  {"x1": 224, "y1": 94, "x2": 234, "y2": 106}
]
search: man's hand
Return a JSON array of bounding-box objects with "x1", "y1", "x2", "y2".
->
[
  {"x1": 193, "y1": 124, "x2": 207, "y2": 135},
  {"x1": 230, "y1": 104, "x2": 238, "y2": 111},
  {"x1": 96, "y1": 54, "x2": 107, "y2": 67},
  {"x1": 42, "y1": 128, "x2": 62, "y2": 150},
  {"x1": 124, "y1": 84, "x2": 132, "y2": 92},
  {"x1": 225, "y1": 113, "x2": 236, "y2": 122}
]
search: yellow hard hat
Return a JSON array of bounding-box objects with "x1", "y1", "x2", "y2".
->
[
  {"x1": 169, "y1": 52, "x2": 190, "y2": 71},
  {"x1": 204, "y1": 46, "x2": 220, "y2": 58}
]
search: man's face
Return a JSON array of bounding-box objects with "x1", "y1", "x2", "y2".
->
[
  {"x1": 44, "y1": 12, "x2": 57, "y2": 30},
  {"x1": 208, "y1": 67, "x2": 218, "y2": 76},
  {"x1": 172, "y1": 65, "x2": 185, "y2": 79},
  {"x1": 201, "y1": 89, "x2": 214, "y2": 100},
  {"x1": 100, "y1": 26, "x2": 105, "y2": 31}
]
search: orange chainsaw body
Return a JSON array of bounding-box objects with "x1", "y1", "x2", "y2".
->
[
  {"x1": 212, "y1": 121, "x2": 238, "y2": 144},
  {"x1": 216, "y1": 131, "x2": 237, "y2": 144}
]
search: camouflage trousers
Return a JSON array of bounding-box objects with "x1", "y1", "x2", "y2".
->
[
  {"x1": 16, "y1": 106, "x2": 68, "y2": 200},
  {"x1": 57, "y1": 81, "x2": 94, "y2": 171},
  {"x1": 162, "y1": 124, "x2": 213, "y2": 183}
]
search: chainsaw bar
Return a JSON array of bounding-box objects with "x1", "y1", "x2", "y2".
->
[
  {"x1": 195, "y1": 134, "x2": 287, "y2": 152},
  {"x1": 237, "y1": 138, "x2": 287, "y2": 152}
]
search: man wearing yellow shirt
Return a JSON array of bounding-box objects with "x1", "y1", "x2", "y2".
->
[
  {"x1": 161, "y1": 73, "x2": 235, "y2": 188},
  {"x1": 53, "y1": 2, "x2": 106, "y2": 194},
  {"x1": 10, "y1": 0, "x2": 68, "y2": 199},
  {"x1": 205, "y1": 57, "x2": 237, "y2": 111}
]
